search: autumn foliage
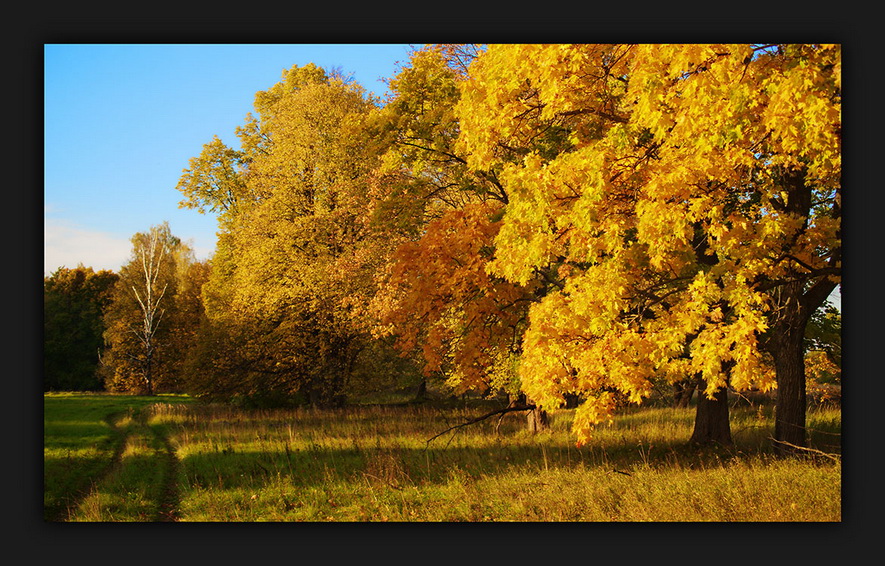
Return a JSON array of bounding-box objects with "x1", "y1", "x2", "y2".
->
[
  {"x1": 453, "y1": 44, "x2": 840, "y2": 446},
  {"x1": 68, "y1": 44, "x2": 838, "y2": 453}
]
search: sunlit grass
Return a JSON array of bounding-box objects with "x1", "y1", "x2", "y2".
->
[
  {"x1": 45, "y1": 393, "x2": 840, "y2": 521},
  {"x1": 69, "y1": 427, "x2": 162, "y2": 522},
  {"x1": 152, "y1": 401, "x2": 840, "y2": 522},
  {"x1": 43, "y1": 392, "x2": 192, "y2": 521}
]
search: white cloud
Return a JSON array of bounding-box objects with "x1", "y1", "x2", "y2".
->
[{"x1": 44, "y1": 218, "x2": 132, "y2": 276}]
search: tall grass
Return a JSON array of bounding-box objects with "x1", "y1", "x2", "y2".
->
[
  {"x1": 154, "y1": 402, "x2": 840, "y2": 522},
  {"x1": 45, "y1": 393, "x2": 840, "y2": 521}
]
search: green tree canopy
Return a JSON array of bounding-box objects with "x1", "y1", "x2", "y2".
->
[{"x1": 44, "y1": 265, "x2": 118, "y2": 391}]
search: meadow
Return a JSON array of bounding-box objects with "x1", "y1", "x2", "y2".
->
[{"x1": 43, "y1": 392, "x2": 841, "y2": 522}]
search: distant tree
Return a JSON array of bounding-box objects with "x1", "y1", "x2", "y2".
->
[
  {"x1": 161, "y1": 252, "x2": 210, "y2": 392},
  {"x1": 804, "y1": 301, "x2": 841, "y2": 395},
  {"x1": 178, "y1": 64, "x2": 403, "y2": 407},
  {"x1": 805, "y1": 302, "x2": 841, "y2": 366},
  {"x1": 101, "y1": 223, "x2": 198, "y2": 394},
  {"x1": 43, "y1": 265, "x2": 118, "y2": 391}
]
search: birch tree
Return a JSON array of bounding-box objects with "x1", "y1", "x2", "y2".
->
[
  {"x1": 130, "y1": 226, "x2": 169, "y2": 395},
  {"x1": 102, "y1": 222, "x2": 191, "y2": 394}
]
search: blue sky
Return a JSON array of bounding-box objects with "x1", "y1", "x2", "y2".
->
[{"x1": 44, "y1": 43, "x2": 416, "y2": 276}]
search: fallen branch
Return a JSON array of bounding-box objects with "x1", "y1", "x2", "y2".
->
[
  {"x1": 769, "y1": 438, "x2": 841, "y2": 462},
  {"x1": 426, "y1": 402, "x2": 536, "y2": 447}
]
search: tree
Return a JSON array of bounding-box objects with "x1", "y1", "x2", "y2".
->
[
  {"x1": 805, "y1": 302, "x2": 841, "y2": 368},
  {"x1": 163, "y1": 253, "x2": 211, "y2": 392},
  {"x1": 43, "y1": 265, "x2": 118, "y2": 391},
  {"x1": 101, "y1": 223, "x2": 198, "y2": 394},
  {"x1": 455, "y1": 44, "x2": 840, "y2": 450},
  {"x1": 176, "y1": 135, "x2": 249, "y2": 230},
  {"x1": 366, "y1": 45, "x2": 558, "y2": 430},
  {"x1": 131, "y1": 227, "x2": 168, "y2": 395},
  {"x1": 178, "y1": 64, "x2": 404, "y2": 407}
]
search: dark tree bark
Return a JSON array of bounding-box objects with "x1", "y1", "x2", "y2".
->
[
  {"x1": 413, "y1": 378, "x2": 427, "y2": 402},
  {"x1": 308, "y1": 385, "x2": 347, "y2": 409},
  {"x1": 772, "y1": 338, "x2": 807, "y2": 453},
  {"x1": 673, "y1": 378, "x2": 696, "y2": 408},
  {"x1": 760, "y1": 166, "x2": 839, "y2": 455},
  {"x1": 690, "y1": 376, "x2": 732, "y2": 445},
  {"x1": 765, "y1": 279, "x2": 825, "y2": 454},
  {"x1": 563, "y1": 392, "x2": 582, "y2": 409}
]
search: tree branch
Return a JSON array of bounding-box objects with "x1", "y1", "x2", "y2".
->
[
  {"x1": 425, "y1": 402, "x2": 536, "y2": 446},
  {"x1": 768, "y1": 437, "x2": 841, "y2": 462}
]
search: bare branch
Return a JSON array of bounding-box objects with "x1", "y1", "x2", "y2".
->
[
  {"x1": 768, "y1": 438, "x2": 841, "y2": 462},
  {"x1": 425, "y1": 402, "x2": 536, "y2": 446}
]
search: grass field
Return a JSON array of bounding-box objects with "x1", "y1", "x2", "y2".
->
[
  {"x1": 43, "y1": 392, "x2": 192, "y2": 521},
  {"x1": 43, "y1": 392, "x2": 841, "y2": 522}
]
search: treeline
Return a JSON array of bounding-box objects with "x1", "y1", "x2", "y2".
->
[
  {"x1": 44, "y1": 223, "x2": 209, "y2": 394},
  {"x1": 44, "y1": 44, "x2": 841, "y2": 452}
]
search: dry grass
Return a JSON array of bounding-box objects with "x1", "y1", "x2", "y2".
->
[
  {"x1": 154, "y1": 402, "x2": 840, "y2": 522},
  {"x1": 45, "y1": 393, "x2": 840, "y2": 521}
]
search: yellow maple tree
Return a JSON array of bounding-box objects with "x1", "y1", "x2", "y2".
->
[{"x1": 456, "y1": 44, "x2": 840, "y2": 448}]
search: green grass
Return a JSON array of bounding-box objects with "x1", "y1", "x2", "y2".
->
[
  {"x1": 44, "y1": 394, "x2": 841, "y2": 522},
  {"x1": 43, "y1": 392, "x2": 193, "y2": 521}
]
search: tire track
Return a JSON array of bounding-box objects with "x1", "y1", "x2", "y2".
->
[
  {"x1": 149, "y1": 415, "x2": 181, "y2": 522},
  {"x1": 52, "y1": 405, "x2": 182, "y2": 522},
  {"x1": 49, "y1": 410, "x2": 130, "y2": 522}
]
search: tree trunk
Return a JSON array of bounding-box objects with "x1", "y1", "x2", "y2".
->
[
  {"x1": 510, "y1": 392, "x2": 549, "y2": 433},
  {"x1": 766, "y1": 279, "x2": 821, "y2": 455},
  {"x1": 527, "y1": 404, "x2": 549, "y2": 433},
  {"x1": 563, "y1": 392, "x2": 582, "y2": 409},
  {"x1": 763, "y1": 167, "x2": 838, "y2": 455},
  {"x1": 308, "y1": 340, "x2": 351, "y2": 409},
  {"x1": 673, "y1": 379, "x2": 696, "y2": 408},
  {"x1": 307, "y1": 369, "x2": 345, "y2": 409},
  {"x1": 690, "y1": 376, "x2": 732, "y2": 445},
  {"x1": 769, "y1": 283, "x2": 810, "y2": 454},
  {"x1": 309, "y1": 385, "x2": 346, "y2": 409},
  {"x1": 143, "y1": 346, "x2": 154, "y2": 396},
  {"x1": 414, "y1": 378, "x2": 427, "y2": 402},
  {"x1": 525, "y1": 395, "x2": 549, "y2": 433},
  {"x1": 773, "y1": 340, "x2": 806, "y2": 454}
]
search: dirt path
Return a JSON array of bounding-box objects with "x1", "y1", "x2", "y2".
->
[
  {"x1": 47, "y1": 411, "x2": 129, "y2": 522},
  {"x1": 55, "y1": 406, "x2": 182, "y2": 522},
  {"x1": 148, "y1": 416, "x2": 181, "y2": 522}
]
